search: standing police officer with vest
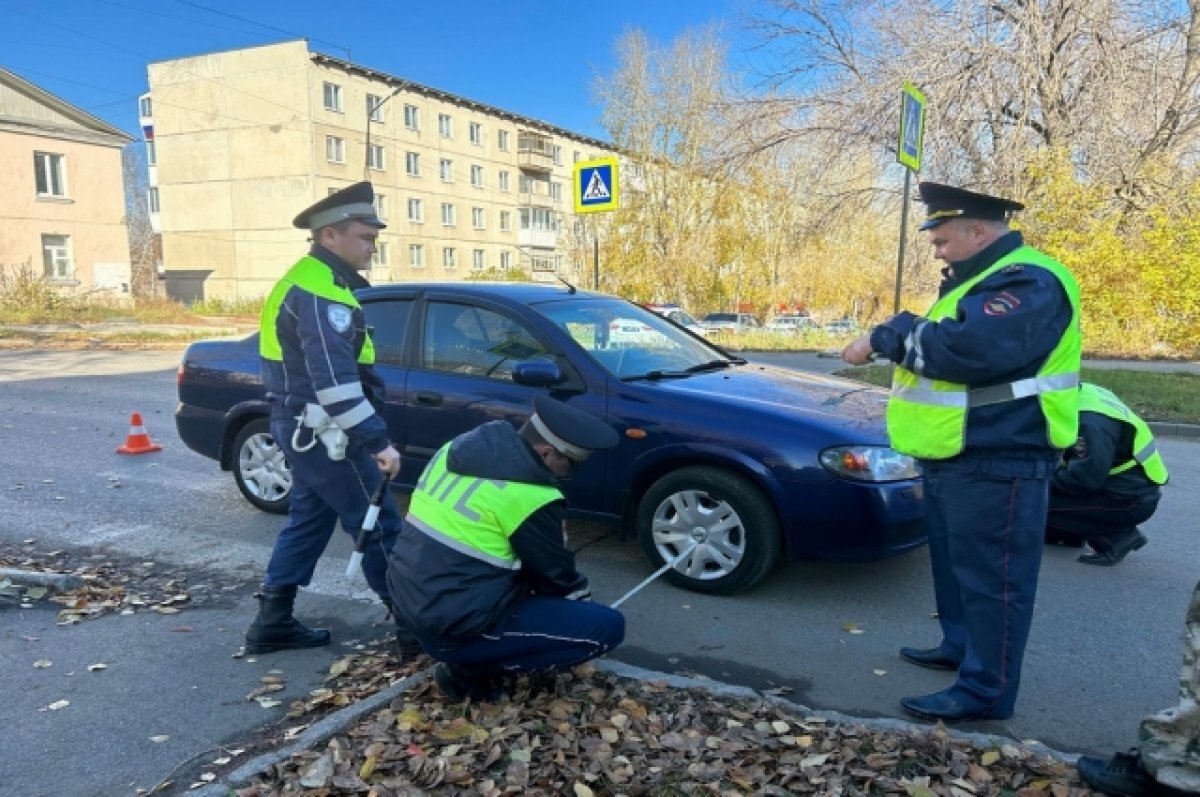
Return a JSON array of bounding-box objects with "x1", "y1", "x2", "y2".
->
[
  {"x1": 842, "y1": 182, "x2": 1082, "y2": 722},
  {"x1": 246, "y1": 181, "x2": 419, "y2": 658},
  {"x1": 387, "y1": 395, "x2": 626, "y2": 702},
  {"x1": 1045, "y1": 382, "x2": 1169, "y2": 565}
]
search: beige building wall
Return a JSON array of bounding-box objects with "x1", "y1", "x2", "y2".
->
[
  {"x1": 147, "y1": 41, "x2": 615, "y2": 301},
  {"x1": 0, "y1": 69, "x2": 132, "y2": 297}
]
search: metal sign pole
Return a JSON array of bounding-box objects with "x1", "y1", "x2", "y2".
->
[{"x1": 893, "y1": 169, "x2": 912, "y2": 314}]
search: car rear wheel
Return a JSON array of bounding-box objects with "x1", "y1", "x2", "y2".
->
[
  {"x1": 636, "y1": 466, "x2": 781, "y2": 595},
  {"x1": 232, "y1": 418, "x2": 291, "y2": 514}
]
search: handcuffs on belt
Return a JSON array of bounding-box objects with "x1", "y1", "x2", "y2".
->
[{"x1": 292, "y1": 403, "x2": 349, "y2": 461}]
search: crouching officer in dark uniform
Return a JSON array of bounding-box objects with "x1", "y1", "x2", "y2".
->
[
  {"x1": 246, "y1": 181, "x2": 419, "y2": 658},
  {"x1": 387, "y1": 395, "x2": 626, "y2": 702},
  {"x1": 842, "y1": 182, "x2": 1082, "y2": 722},
  {"x1": 1046, "y1": 382, "x2": 1169, "y2": 565}
]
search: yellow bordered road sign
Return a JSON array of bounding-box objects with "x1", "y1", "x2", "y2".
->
[
  {"x1": 897, "y1": 81, "x2": 926, "y2": 172},
  {"x1": 574, "y1": 156, "x2": 620, "y2": 214}
]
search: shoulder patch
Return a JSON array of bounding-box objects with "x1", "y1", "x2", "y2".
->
[
  {"x1": 326, "y1": 304, "x2": 353, "y2": 333},
  {"x1": 1000, "y1": 264, "x2": 1025, "y2": 274},
  {"x1": 983, "y1": 290, "x2": 1022, "y2": 316}
]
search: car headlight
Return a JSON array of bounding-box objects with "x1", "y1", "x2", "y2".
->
[{"x1": 820, "y1": 445, "x2": 920, "y2": 482}]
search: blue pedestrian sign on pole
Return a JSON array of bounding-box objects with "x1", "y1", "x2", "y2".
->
[
  {"x1": 897, "y1": 81, "x2": 926, "y2": 172},
  {"x1": 574, "y1": 157, "x2": 620, "y2": 214}
]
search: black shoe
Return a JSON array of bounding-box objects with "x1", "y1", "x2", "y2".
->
[
  {"x1": 433, "y1": 663, "x2": 504, "y2": 703},
  {"x1": 244, "y1": 585, "x2": 331, "y2": 654},
  {"x1": 394, "y1": 628, "x2": 424, "y2": 660},
  {"x1": 900, "y1": 646, "x2": 961, "y2": 671},
  {"x1": 1077, "y1": 751, "x2": 1196, "y2": 797},
  {"x1": 1079, "y1": 531, "x2": 1147, "y2": 566},
  {"x1": 900, "y1": 690, "x2": 1009, "y2": 722}
]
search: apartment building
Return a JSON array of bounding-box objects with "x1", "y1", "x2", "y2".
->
[
  {"x1": 0, "y1": 67, "x2": 133, "y2": 296},
  {"x1": 144, "y1": 40, "x2": 616, "y2": 301}
]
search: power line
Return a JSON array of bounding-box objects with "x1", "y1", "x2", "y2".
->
[{"x1": 171, "y1": 0, "x2": 351, "y2": 58}]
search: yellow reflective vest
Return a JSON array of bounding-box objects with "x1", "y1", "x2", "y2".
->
[
  {"x1": 405, "y1": 443, "x2": 563, "y2": 570},
  {"x1": 1078, "y1": 383, "x2": 1168, "y2": 484},
  {"x1": 887, "y1": 245, "x2": 1082, "y2": 459},
  {"x1": 259, "y1": 255, "x2": 375, "y2": 365}
]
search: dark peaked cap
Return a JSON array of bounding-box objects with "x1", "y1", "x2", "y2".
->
[
  {"x1": 293, "y1": 181, "x2": 386, "y2": 231},
  {"x1": 528, "y1": 394, "x2": 619, "y2": 462},
  {"x1": 917, "y1": 182, "x2": 1025, "y2": 231}
]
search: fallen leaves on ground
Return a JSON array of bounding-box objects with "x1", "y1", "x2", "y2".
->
[
  {"x1": 0, "y1": 540, "x2": 252, "y2": 622},
  {"x1": 237, "y1": 663, "x2": 1094, "y2": 797}
]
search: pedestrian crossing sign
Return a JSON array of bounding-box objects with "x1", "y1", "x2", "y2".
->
[{"x1": 574, "y1": 157, "x2": 620, "y2": 214}]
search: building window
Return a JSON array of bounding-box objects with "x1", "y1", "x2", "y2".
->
[
  {"x1": 441, "y1": 202, "x2": 456, "y2": 226},
  {"x1": 148, "y1": 187, "x2": 160, "y2": 213},
  {"x1": 323, "y1": 82, "x2": 343, "y2": 112},
  {"x1": 374, "y1": 193, "x2": 388, "y2": 219},
  {"x1": 409, "y1": 243, "x2": 424, "y2": 268},
  {"x1": 367, "y1": 143, "x2": 385, "y2": 170},
  {"x1": 139, "y1": 96, "x2": 152, "y2": 117},
  {"x1": 519, "y1": 174, "x2": 532, "y2": 193},
  {"x1": 499, "y1": 210, "x2": 511, "y2": 232},
  {"x1": 439, "y1": 158, "x2": 453, "y2": 182},
  {"x1": 470, "y1": 165, "x2": 483, "y2": 188},
  {"x1": 472, "y1": 207, "x2": 485, "y2": 229},
  {"x1": 442, "y1": 247, "x2": 456, "y2": 269},
  {"x1": 407, "y1": 198, "x2": 424, "y2": 222},
  {"x1": 573, "y1": 150, "x2": 581, "y2": 163},
  {"x1": 41, "y1": 234, "x2": 72, "y2": 279},
  {"x1": 473, "y1": 249, "x2": 485, "y2": 270},
  {"x1": 372, "y1": 241, "x2": 389, "y2": 267},
  {"x1": 520, "y1": 207, "x2": 557, "y2": 231},
  {"x1": 438, "y1": 113, "x2": 453, "y2": 138},
  {"x1": 405, "y1": 151, "x2": 420, "y2": 176},
  {"x1": 552, "y1": 144, "x2": 562, "y2": 164},
  {"x1": 500, "y1": 250, "x2": 511, "y2": 270},
  {"x1": 498, "y1": 130, "x2": 509, "y2": 151},
  {"x1": 34, "y1": 152, "x2": 66, "y2": 197},
  {"x1": 550, "y1": 181, "x2": 562, "y2": 201},
  {"x1": 498, "y1": 170, "x2": 510, "y2": 192},
  {"x1": 403, "y1": 104, "x2": 419, "y2": 130},
  {"x1": 367, "y1": 93, "x2": 385, "y2": 122},
  {"x1": 146, "y1": 140, "x2": 156, "y2": 166},
  {"x1": 326, "y1": 136, "x2": 345, "y2": 164},
  {"x1": 469, "y1": 122, "x2": 483, "y2": 145}
]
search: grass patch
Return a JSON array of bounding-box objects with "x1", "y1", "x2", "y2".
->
[{"x1": 835, "y1": 365, "x2": 1200, "y2": 424}]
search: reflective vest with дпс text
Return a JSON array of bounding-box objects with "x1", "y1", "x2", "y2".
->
[
  {"x1": 404, "y1": 443, "x2": 563, "y2": 571},
  {"x1": 1078, "y1": 383, "x2": 1169, "y2": 484},
  {"x1": 887, "y1": 246, "x2": 1082, "y2": 460},
  {"x1": 258, "y1": 255, "x2": 376, "y2": 365}
]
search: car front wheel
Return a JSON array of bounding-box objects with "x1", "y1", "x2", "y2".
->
[
  {"x1": 232, "y1": 418, "x2": 291, "y2": 514},
  {"x1": 636, "y1": 466, "x2": 781, "y2": 595}
]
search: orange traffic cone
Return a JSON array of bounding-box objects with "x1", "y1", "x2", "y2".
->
[{"x1": 116, "y1": 412, "x2": 162, "y2": 454}]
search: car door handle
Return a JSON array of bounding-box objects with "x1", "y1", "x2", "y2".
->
[{"x1": 414, "y1": 390, "x2": 443, "y2": 406}]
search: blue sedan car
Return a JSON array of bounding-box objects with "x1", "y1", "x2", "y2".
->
[{"x1": 175, "y1": 282, "x2": 925, "y2": 594}]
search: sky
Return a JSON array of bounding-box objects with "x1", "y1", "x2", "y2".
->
[{"x1": 0, "y1": 0, "x2": 756, "y2": 142}]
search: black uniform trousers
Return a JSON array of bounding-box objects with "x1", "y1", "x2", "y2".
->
[
  {"x1": 922, "y1": 450, "x2": 1057, "y2": 719},
  {"x1": 1046, "y1": 491, "x2": 1160, "y2": 549}
]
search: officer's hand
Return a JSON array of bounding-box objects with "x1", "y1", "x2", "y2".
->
[
  {"x1": 374, "y1": 444, "x2": 401, "y2": 478},
  {"x1": 841, "y1": 335, "x2": 875, "y2": 365}
]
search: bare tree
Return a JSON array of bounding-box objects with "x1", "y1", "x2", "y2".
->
[{"x1": 121, "y1": 143, "x2": 161, "y2": 298}]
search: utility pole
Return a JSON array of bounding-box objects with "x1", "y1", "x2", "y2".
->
[{"x1": 364, "y1": 83, "x2": 404, "y2": 180}]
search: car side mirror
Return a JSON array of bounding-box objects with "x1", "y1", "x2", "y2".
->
[{"x1": 512, "y1": 361, "x2": 563, "y2": 387}]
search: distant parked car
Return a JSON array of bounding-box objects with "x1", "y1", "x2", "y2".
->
[
  {"x1": 700, "y1": 312, "x2": 761, "y2": 333},
  {"x1": 175, "y1": 283, "x2": 925, "y2": 595},
  {"x1": 823, "y1": 318, "x2": 861, "y2": 335},
  {"x1": 765, "y1": 314, "x2": 820, "y2": 334},
  {"x1": 644, "y1": 303, "x2": 708, "y2": 337}
]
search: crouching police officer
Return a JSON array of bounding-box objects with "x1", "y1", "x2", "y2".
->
[
  {"x1": 246, "y1": 181, "x2": 419, "y2": 658},
  {"x1": 387, "y1": 395, "x2": 626, "y2": 702},
  {"x1": 843, "y1": 182, "x2": 1082, "y2": 722},
  {"x1": 1046, "y1": 382, "x2": 1168, "y2": 565}
]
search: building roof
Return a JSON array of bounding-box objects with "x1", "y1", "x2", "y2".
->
[{"x1": 0, "y1": 66, "x2": 133, "y2": 145}]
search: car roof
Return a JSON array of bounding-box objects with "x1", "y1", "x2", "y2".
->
[{"x1": 357, "y1": 281, "x2": 615, "y2": 304}]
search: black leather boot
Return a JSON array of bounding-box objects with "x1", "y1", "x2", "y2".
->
[
  {"x1": 244, "y1": 585, "x2": 331, "y2": 654},
  {"x1": 382, "y1": 600, "x2": 424, "y2": 660}
]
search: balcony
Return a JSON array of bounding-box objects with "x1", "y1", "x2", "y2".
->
[
  {"x1": 519, "y1": 190, "x2": 554, "y2": 208},
  {"x1": 517, "y1": 150, "x2": 553, "y2": 172}
]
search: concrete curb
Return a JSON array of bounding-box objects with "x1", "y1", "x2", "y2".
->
[
  {"x1": 0, "y1": 567, "x2": 83, "y2": 591},
  {"x1": 192, "y1": 659, "x2": 1075, "y2": 795}
]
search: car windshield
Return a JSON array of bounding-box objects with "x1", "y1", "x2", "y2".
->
[{"x1": 534, "y1": 298, "x2": 735, "y2": 379}]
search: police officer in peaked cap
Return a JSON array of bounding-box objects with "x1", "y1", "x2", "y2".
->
[
  {"x1": 246, "y1": 181, "x2": 421, "y2": 660},
  {"x1": 843, "y1": 180, "x2": 1083, "y2": 722},
  {"x1": 386, "y1": 395, "x2": 625, "y2": 702}
]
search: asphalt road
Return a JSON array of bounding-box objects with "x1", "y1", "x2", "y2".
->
[{"x1": 1, "y1": 348, "x2": 1197, "y2": 795}]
